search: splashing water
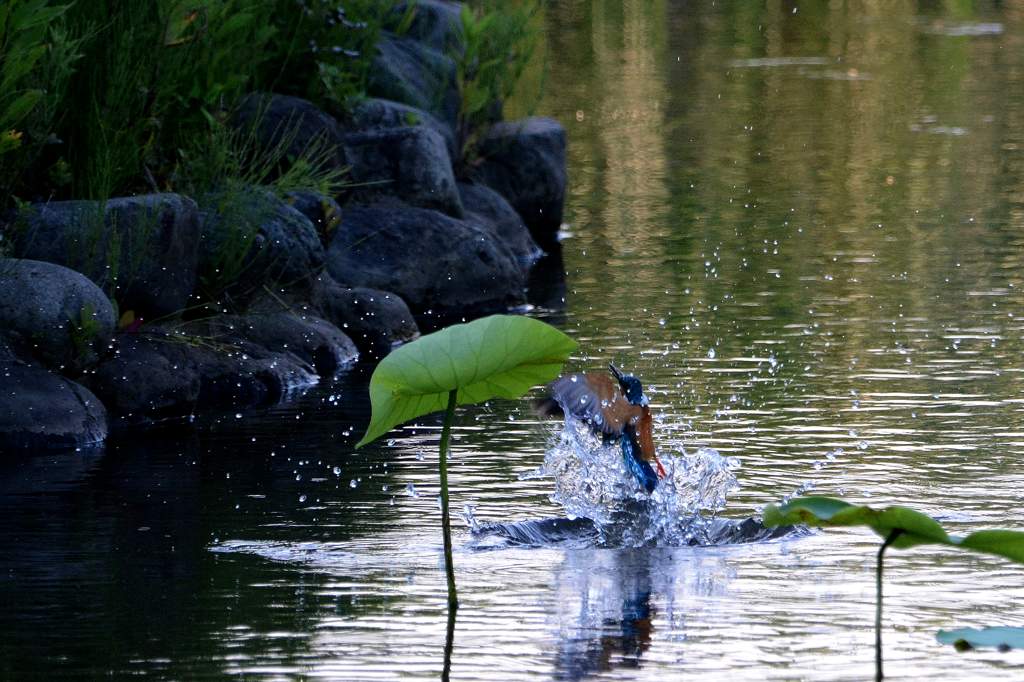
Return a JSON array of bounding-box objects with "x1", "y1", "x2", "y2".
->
[{"x1": 527, "y1": 418, "x2": 741, "y2": 547}]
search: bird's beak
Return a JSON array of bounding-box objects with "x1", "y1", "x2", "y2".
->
[
  {"x1": 639, "y1": 394, "x2": 649, "y2": 406},
  {"x1": 609, "y1": 363, "x2": 624, "y2": 382}
]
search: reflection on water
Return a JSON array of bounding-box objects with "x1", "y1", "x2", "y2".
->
[{"x1": 6, "y1": 1, "x2": 1024, "y2": 679}]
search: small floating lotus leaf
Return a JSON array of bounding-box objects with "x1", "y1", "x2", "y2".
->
[
  {"x1": 956, "y1": 530, "x2": 1024, "y2": 564},
  {"x1": 762, "y1": 496, "x2": 948, "y2": 548},
  {"x1": 764, "y1": 496, "x2": 1024, "y2": 560},
  {"x1": 937, "y1": 626, "x2": 1024, "y2": 652},
  {"x1": 356, "y1": 315, "x2": 577, "y2": 447}
]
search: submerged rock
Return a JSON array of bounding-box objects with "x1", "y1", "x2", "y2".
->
[
  {"x1": 475, "y1": 117, "x2": 568, "y2": 247},
  {"x1": 367, "y1": 33, "x2": 460, "y2": 128},
  {"x1": 0, "y1": 361, "x2": 108, "y2": 450},
  {"x1": 234, "y1": 93, "x2": 347, "y2": 174},
  {"x1": 0, "y1": 258, "x2": 115, "y2": 372},
  {"x1": 326, "y1": 202, "x2": 525, "y2": 320},
  {"x1": 343, "y1": 126, "x2": 463, "y2": 217},
  {"x1": 201, "y1": 311, "x2": 358, "y2": 378},
  {"x1": 459, "y1": 181, "x2": 543, "y2": 270},
  {"x1": 86, "y1": 331, "x2": 317, "y2": 426},
  {"x1": 344, "y1": 97, "x2": 457, "y2": 162},
  {"x1": 198, "y1": 188, "x2": 325, "y2": 296},
  {"x1": 10, "y1": 194, "x2": 201, "y2": 317},
  {"x1": 312, "y1": 275, "x2": 419, "y2": 358}
]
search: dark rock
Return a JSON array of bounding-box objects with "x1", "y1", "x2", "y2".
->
[
  {"x1": 475, "y1": 117, "x2": 568, "y2": 247},
  {"x1": 0, "y1": 362, "x2": 107, "y2": 450},
  {"x1": 234, "y1": 93, "x2": 347, "y2": 173},
  {"x1": 198, "y1": 188, "x2": 325, "y2": 296},
  {"x1": 459, "y1": 182, "x2": 542, "y2": 270},
  {"x1": 84, "y1": 334, "x2": 200, "y2": 423},
  {"x1": 392, "y1": 0, "x2": 464, "y2": 54},
  {"x1": 203, "y1": 311, "x2": 358, "y2": 377},
  {"x1": 343, "y1": 126, "x2": 462, "y2": 217},
  {"x1": 11, "y1": 194, "x2": 201, "y2": 317},
  {"x1": 367, "y1": 33, "x2": 460, "y2": 128},
  {"x1": 326, "y1": 202, "x2": 525, "y2": 319},
  {"x1": 312, "y1": 275, "x2": 419, "y2": 358},
  {"x1": 285, "y1": 191, "x2": 342, "y2": 244},
  {"x1": 86, "y1": 330, "x2": 318, "y2": 426},
  {"x1": 345, "y1": 97, "x2": 457, "y2": 161},
  {"x1": 0, "y1": 258, "x2": 115, "y2": 372}
]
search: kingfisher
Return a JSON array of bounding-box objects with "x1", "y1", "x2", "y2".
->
[{"x1": 536, "y1": 364, "x2": 667, "y2": 493}]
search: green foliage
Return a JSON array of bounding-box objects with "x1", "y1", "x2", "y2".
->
[
  {"x1": 357, "y1": 314, "x2": 577, "y2": 447},
  {"x1": 455, "y1": 1, "x2": 538, "y2": 163},
  {"x1": 937, "y1": 627, "x2": 1024, "y2": 652},
  {"x1": 177, "y1": 113, "x2": 347, "y2": 200},
  {"x1": 0, "y1": 0, "x2": 393, "y2": 211},
  {"x1": 0, "y1": 0, "x2": 82, "y2": 195},
  {"x1": 58, "y1": 0, "x2": 278, "y2": 200},
  {"x1": 763, "y1": 496, "x2": 1024, "y2": 562},
  {"x1": 261, "y1": 0, "x2": 398, "y2": 115}
]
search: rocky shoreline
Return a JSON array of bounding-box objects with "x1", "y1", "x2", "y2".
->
[{"x1": 0, "y1": 0, "x2": 567, "y2": 452}]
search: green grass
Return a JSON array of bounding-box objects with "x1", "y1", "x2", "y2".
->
[
  {"x1": 0, "y1": 0, "x2": 395, "y2": 212},
  {"x1": 455, "y1": 1, "x2": 539, "y2": 166}
]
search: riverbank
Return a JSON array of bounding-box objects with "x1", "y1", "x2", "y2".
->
[{"x1": 0, "y1": 0, "x2": 566, "y2": 451}]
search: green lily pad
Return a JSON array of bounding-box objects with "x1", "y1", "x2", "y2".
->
[
  {"x1": 356, "y1": 314, "x2": 577, "y2": 447},
  {"x1": 764, "y1": 496, "x2": 1024, "y2": 562},
  {"x1": 937, "y1": 627, "x2": 1024, "y2": 652}
]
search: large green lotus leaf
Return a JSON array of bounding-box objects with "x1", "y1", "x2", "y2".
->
[
  {"x1": 937, "y1": 626, "x2": 1024, "y2": 651},
  {"x1": 356, "y1": 315, "x2": 577, "y2": 447}
]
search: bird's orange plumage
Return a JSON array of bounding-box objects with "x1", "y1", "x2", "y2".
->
[{"x1": 545, "y1": 373, "x2": 660, "y2": 468}]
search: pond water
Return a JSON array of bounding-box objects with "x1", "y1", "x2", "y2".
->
[{"x1": 5, "y1": 1, "x2": 1024, "y2": 679}]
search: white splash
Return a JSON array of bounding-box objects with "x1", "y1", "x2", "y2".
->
[{"x1": 530, "y1": 418, "x2": 741, "y2": 547}]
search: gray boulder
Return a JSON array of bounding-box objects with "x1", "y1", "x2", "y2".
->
[
  {"x1": 459, "y1": 182, "x2": 543, "y2": 270},
  {"x1": 312, "y1": 275, "x2": 419, "y2": 358},
  {"x1": 198, "y1": 188, "x2": 325, "y2": 296},
  {"x1": 0, "y1": 258, "x2": 115, "y2": 372},
  {"x1": 11, "y1": 194, "x2": 201, "y2": 317},
  {"x1": 234, "y1": 93, "x2": 347, "y2": 173},
  {"x1": 86, "y1": 330, "x2": 318, "y2": 426},
  {"x1": 201, "y1": 311, "x2": 358, "y2": 377},
  {"x1": 343, "y1": 126, "x2": 462, "y2": 217},
  {"x1": 285, "y1": 191, "x2": 342, "y2": 244},
  {"x1": 345, "y1": 97, "x2": 457, "y2": 161},
  {"x1": 0, "y1": 362, "x2": 108, "y2": 450},
  {"x1": 326, "y1": 202, "x2": 525, "y2": 319},
  {"x1": 475, "y1": 117, "x2": 568, "y2": 247},
  {"x1": 367, "y1": 33, "x2": 460, "y2": 128}
]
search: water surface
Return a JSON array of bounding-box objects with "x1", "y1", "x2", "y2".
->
[{"x1": 5, "y1": 2, "x2": 1024, "y2": 679}]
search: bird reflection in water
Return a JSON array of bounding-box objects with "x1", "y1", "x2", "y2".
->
[{"x1": 550, "y1": 547, "x2": 730, "y2": 681}]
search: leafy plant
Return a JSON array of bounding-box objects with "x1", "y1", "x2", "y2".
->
[
  {"x1": 356, "y1": 314, "x2": 577, "y2": 610},
  {"x1": 454, "y1": 1, "x2": 538, "y2": 165},
  {"x1": 764, "y1": 496, "x2": 1024, "y2": 680},
  {"x1": 261, "y1": 0, "x2": 399, "y2": 115},
  {"x1": 0, "y1": 0, "x2": 83, "y2": 207}
]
